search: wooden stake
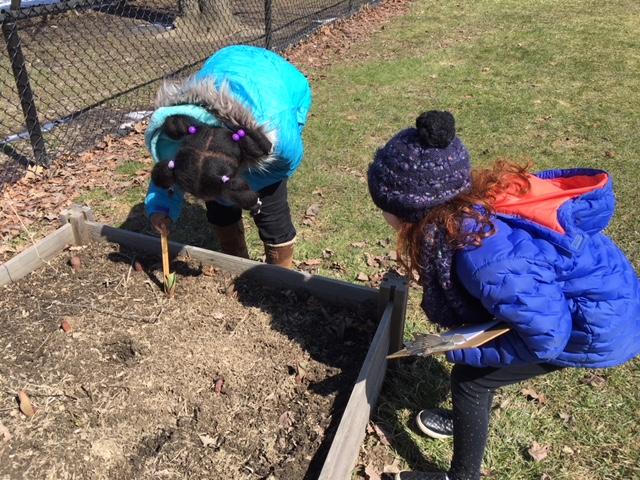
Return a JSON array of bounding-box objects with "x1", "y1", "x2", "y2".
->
[
  {"x1": 160, "y1": 227, "x2": 175, "y2": 296},
  {"x1": 160, "y1": 229, "x2": 170, "y2": 277}
]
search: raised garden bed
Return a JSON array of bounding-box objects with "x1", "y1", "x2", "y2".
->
[{"x1": 0, "y1": 206, "x2": 408, "y2": 480}]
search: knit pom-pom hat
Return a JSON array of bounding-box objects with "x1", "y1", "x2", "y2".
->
[{"x1": 367, "y1": 111, "x2": 471, "y2": 223}]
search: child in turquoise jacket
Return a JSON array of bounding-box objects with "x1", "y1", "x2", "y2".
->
[{"x1": 144, "y1": 45, "x2": 312, "y2": 266}]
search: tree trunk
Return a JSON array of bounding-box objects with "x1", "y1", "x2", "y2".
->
[{"x1": 178, "y1": 0, "x2": 244, "y2": 32}]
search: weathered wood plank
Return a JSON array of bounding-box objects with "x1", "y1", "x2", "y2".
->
[
  {"x1": 0, "y1": 223, "x2": 75, "y2": 286},
  {"x1": 85, "y1": 221, "x2": 379, "y2": 308},
  {"x1": 318, "y1": 301, "x2": 393, "y2": 480}
]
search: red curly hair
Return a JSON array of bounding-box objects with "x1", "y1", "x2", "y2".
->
[{"x1": 396, "y1": 159, "x2": 532, "y2": 277}]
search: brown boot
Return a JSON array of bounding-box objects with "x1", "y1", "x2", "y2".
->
[
  {"x1": 264, "y1": 240, "x2": 295, "y2": 268},
  {"x1": 212, "y1": 221, "x2": 249, "y2": 259}
]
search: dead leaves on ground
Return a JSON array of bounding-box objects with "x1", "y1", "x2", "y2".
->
[
  {"x1": 527, "y1": 441, "x2": 550, "y2": 462},
  {"x1": 285, "y1": 0, "x2": 411, "y2": 74},
  {"x1": 1, "y1": 122, "x2": 151, "y2": 252},
  {"x1": 302, "y1": 202, "x2": 322, "y2": 226},
  {"x1": 581, "y1": 373, "x2": 607, "y2": 388},
  {"x1": 357, "y1": 423, "x2": 401, "y2": 480},
  {"x1": 520, "y1": 387, "x2": 548, "y2": 406}
]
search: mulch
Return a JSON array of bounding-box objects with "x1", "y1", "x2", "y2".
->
[{"x1": 0, "y1": 240, "x2": 376, "y2": 479}]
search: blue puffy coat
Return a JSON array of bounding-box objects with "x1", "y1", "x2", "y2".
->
[
  {"x1": 144, "y1": 45, "x2": 312, "y2": 220},
  {"x1": 446, "y1": 168, "x2": 640, "y2": 369}
]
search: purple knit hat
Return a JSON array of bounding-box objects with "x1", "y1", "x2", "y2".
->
[{"x1": 367, "y1": 111, "x2": 471, "y2": 223}]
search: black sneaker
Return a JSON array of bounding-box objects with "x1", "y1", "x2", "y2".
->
[
  {"x1": 415, "y1": 408, "x2": 453, "y2": 439},
  {"x1": 395, "y1": 471, "x2": 448, "y2": 480}
]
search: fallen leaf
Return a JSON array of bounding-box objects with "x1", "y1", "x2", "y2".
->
[
  {"x1": 330, "y1": 262, "x2": 346, "y2": 272},
  {"x1": 302, "y1": 258, "x2": 322, "y2": 267},
  {"x1": 365, "y1": 252, "x2": 379, "y2": 268},
  {"x1": 305, "y1": 203, "x2": 321, "y2": 217},
  {"x1": 278, "y1": 410, "x2": 295, "y2": 429},
  {"x1": 213, "y1": 376, "x2": 225, "y2": 395},
  {"x1": 364, "y1": 463, "x2": 381, "y2": 480},
  {"x1": 581, "y1": 374, "x2": 607, "y2": 388},
  {"x1": 295, "y1": 361, "x2": 308, "y2": 384},
  {"x1": 356, "y1": 272, "x2": 369, "y2": 282},
  {"x1": 527, "y1": 442, "x2": 550, "y2": 462},
  {"x1": 388, "y1": 250, "x2": 398, "y2": 261},
  {"x1": 211, "y1": 312, "x2": 225, "y2": 320},
  {"x1": 198, "y1": 433, "x2": 219, "y2": 448},
  {"x1": 60, "y1": 318, "x2": 73, "y2": 333},
  {"x1": 558, "y1": 412, "x2": 573, "y2": 424},
  {"x1": 561, "y1": 445, "x2": 574, "y2": 455},
  {"x1": 383, "y1": 461, "x2": 401, "y2": 474},
  {"x1": 370, "y1": 422, "x2": 391, "y2": 446},
  {"x1": 322, "y1": 248, "x2": 334, "y2": 259},
  {"x1": 351, "y1": 241, "x2": 367, "y2": 248},
  {"x1": 70, "y1": 256, "x2": 82, "y2": 271},
  {"x1": 521, "y1": 387, "x2": 548, "y2": 405},
  {"x1": 17, "y1": 390, "x2": 36, "y2": 417},
  {"x1": 202, "y1": 265, "x2": 217, "y2": 276}
]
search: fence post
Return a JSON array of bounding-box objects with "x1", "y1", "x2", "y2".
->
[
  {"x1": 264, "y1": 0, "x2": 272, "y2": 49},
  {"x1": 2, "y1": 11, "x2": 49, "y2": 166}
]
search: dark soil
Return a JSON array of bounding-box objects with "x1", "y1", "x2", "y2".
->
[{"x1": 0, "y1": 241, "x2": 376, "y2": 480}]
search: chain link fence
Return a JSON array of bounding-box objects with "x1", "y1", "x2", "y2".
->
[{"x1": 0, "y1": 0, "x2": 373, "y2": 183}]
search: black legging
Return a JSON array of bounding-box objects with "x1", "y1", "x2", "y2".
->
[
  {"x1": 205, "y1": 179, "x2": 296, "y2": 245},
  {"x1": 448, "y1": 363, "x2": 563, "y2": 480}
]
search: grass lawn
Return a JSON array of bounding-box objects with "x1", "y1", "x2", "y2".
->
[{"x1": 73, "y1": 0, "x2": 640, "y2": 478}]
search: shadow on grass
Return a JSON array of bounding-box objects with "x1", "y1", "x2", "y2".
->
[{"x1": 376, "y1": 356, "x2": 452, "y2": 473}]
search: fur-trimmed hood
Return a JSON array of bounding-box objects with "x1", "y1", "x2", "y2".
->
[
  {"x1": 154, "y1": 76, "x2": 277, "y2": 152},
  {"x1": 144, "y1": 45, "x2": 312, "y2": 221}
]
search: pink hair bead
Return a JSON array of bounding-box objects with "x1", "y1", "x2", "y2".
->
[
  {"x1": 167, "y1": 160, "x2": 175, "y2": 169},
  {"x1": 187, "y1": 125, "x2": 198, "y2": 135}
]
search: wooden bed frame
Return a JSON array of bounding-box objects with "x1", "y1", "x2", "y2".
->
[{"x1": 1, "y1": 205, "x2": 408, "y2": 480}]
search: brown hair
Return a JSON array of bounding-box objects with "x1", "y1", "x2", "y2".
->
[{"x1": 396, "y1": 159, "x2": 532, "y2": 277}]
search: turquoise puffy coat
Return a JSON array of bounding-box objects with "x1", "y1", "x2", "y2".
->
[
  {"x1": 446, "y1": 169, "x2": 640, "y2": 369},
  {"x1": 144, "y1": 45, "x2": 312, "y2": 220}
]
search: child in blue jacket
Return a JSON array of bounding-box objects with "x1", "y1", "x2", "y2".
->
[
  {"x1": 144, "y1": 45, "x2": 312, "y2": 267},
  {"x1": 367, "y1": 111, "x2": 640, "y2": 480}
]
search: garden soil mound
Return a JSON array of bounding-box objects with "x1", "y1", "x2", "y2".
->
[{"x1": 0, "y1": 241, "x2": 375, "y2": 479}]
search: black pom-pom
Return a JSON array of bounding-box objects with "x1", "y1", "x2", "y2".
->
[{"x1": 415, "y1": 111, "x2": 456, "y2": 148}]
